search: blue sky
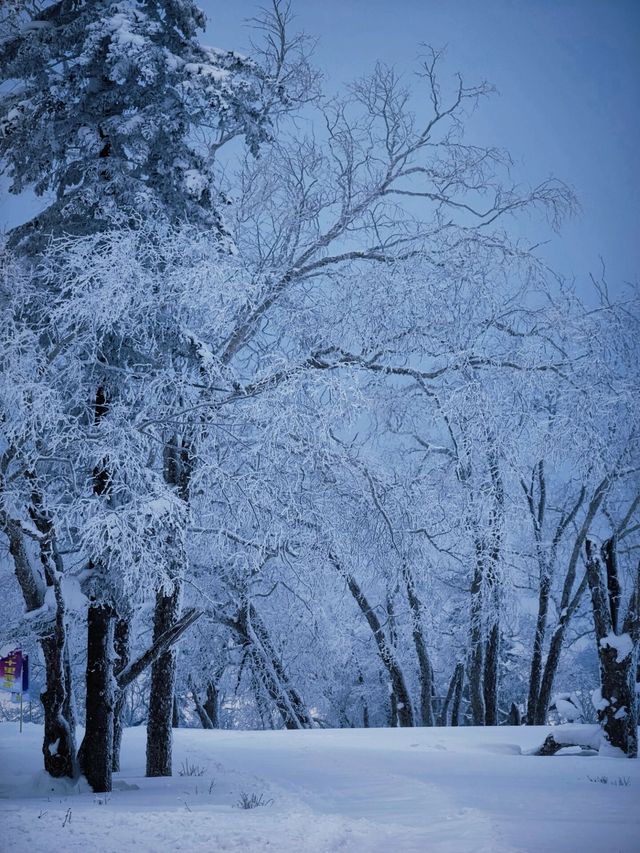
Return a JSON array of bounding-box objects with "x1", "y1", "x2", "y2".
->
[
  {"x1": 204, "y1": 0, "x2": 640, "y2": 292},
  {"x1": 2, "y1": 0, "x2": 638, "y2": 293}
]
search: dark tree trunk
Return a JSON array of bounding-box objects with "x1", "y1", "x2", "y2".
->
[
  {"x1": 80, "y1": 385, "x2": 116, "y2": 791},
  {"x1": 146, "y1": 584, "x2": 181, "y2": 777},
  {"x1": 81, "y1": 602, "x2": 115, "y2": 792},
  {"x1": 191, "y1": 679, "x2": 214, "y2": 729},
  {"x1": 356, "y1": 671, "x2": 369, "y2": 728},
  {"x1": 20, "y1": 497, "x2": 79, "y2": 779},
  {"x1": 468, "y1": 549, "x2": 485, "y2": 725},
  {"x1": 507, "y1": 702, "x2": 522, "y2": 726},
  {"x1": 483, "y1": 622, "x2": 500, "y2": 725},
  {"x1": 203, "y1": 681, "x2": 219, "y2": 728},
  {"x1": 235, "y1": 603, "x2": 314, "y2": 729},
  {"x1": 438, "y1": 661, "x2": 464, "y2": 727},
  {"x1": 389, "y1": 690, "x2": 398, "y2": 727},
  {"x1": 112, "y1": 618, "x2": 130, "y2": 772},
  {"x1": 481, "y1": 439, "x2": 504, "y2": 727},
  {"x1": 526, "y1": 570, "x2": 551, "y2": 724},
  {"x1": 603, "y1": 538, "x2": 621, "y2": 631},
  {"x1": 336, "y1": 561, "x2": 415, "y2": 726},
  {"x1": 252, "y1": 671, "x2": 274, "y2": 729},
  {"x1": 146, "y1": 435, "x2": 192, "y2": 777},
  {"x1": 586, "y1": 540, "x2": 639, "y2": 757},
  {"x1": 451, "y1": 663, "x2": 465, "y2": 726},
  {"x1": 535, "y1": 573, "x2": 589, "y2": 724},
  {"x1": 535, "y1": 626, "x2": 564, "y2": 725},
  {"x1": 533, "y1": 479, "x2": 608, "y2": 724},
  {"x1": 403, "y1": 565, "x2": 434, "y2": 726},
  {"x1": 172, "y1": 695, "x2": 180, "y2": 728},
  {"x1": 40, "y1": 631, "x2": 78, "y2": 779}
]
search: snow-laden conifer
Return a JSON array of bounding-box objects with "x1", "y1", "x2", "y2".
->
[{"x1": 0, "y1": 0, "x2": 286, "y2": 246}]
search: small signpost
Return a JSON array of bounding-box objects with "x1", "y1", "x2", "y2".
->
[{"x1": 0, "y1": 648, "x2": 29, "y2": 731}]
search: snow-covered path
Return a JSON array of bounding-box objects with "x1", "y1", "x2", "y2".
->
[{"x1": 1, "y1": 724, "x2": 638, "y2": 852}]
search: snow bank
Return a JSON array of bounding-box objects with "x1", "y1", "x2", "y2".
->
[
  {"x1": 600, "y1": 632, "x2": 634, "y2": 663},
  {"x1": 1, "y1": 724, "x2": 638, "y2": 853}
]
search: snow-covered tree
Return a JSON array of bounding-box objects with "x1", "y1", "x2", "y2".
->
[
  {"x1": 0, "y1": 0, "x2": 305, "y2": 790},
  {"x1": 0, "y1": 0, "x2": 299, "y2": 247}
]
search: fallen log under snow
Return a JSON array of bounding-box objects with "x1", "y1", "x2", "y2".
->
[{"x1": 530, "y1": 724, "x2": 628, "y2": 757}]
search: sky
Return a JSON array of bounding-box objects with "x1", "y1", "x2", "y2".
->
[
  {"x1": 1, "y1": 0, "x2": 638, "y2": 294},
  {"x1": 202, "y1": 0, "x2": 640, "y2": 293}
]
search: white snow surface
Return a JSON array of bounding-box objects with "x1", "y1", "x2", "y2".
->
[
  {"x1": 599, "y1": 632, "x2": 634, "y2": 663},
  {"x1": 1, "y1": 724, "x2": 639, "y2": 852}
]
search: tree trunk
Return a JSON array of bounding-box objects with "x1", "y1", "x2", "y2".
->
[
  {"x1": 526, "y1": 570, "x2": 551, "y2": 723},
  {"x1": 336, "y1": 561, "x2": 415, "y2": 726},
  {"x1": 203, "y1": 681, "x2": 219, "y2": 728},
  {"x1": 451, "y1": 663, "x2": 465, "y2": 726},
  {"x1": 480, "y1": 438, "x2": 504, "y2": 727},
  {"x1": 468, "y1": 549, "x2": 486, "y2": 725},
  {"x1": 146, "y1": 435, "x2": 191, "y2": 777},
  {"x1": 146, "y1": 584, "x2": 181, "y2": 777},
  {"x1": 507, "y1": 702, "x2": 522, "y2": 726},
  {"x1": 389, "y1": 690, "x2": 398, "y2": 727},
  {"x1": 403, "y1": 565, "x2": 434, "y2": 726},
  {"x1": 81, "y1": 602, "x2": 115, "y2": 792},
  {"x1": 535, "y1": 572, "x2": 589, "y2": 724},
  {"x1": 7, "y1": 499, "x2": 79, "y2": 779},
  {"x1": 586, "y1": 540, "x2": 639, "y2": 757},
  {"x1": 172, "y1": 695, "x2": 180, "y2": 728},
  {"x1": 191, "y1": 678, "x2": 214, "y2": 729},
  {"x1": 438, "y1": 661, "x2": 464, "y2": 727},
  {"x1": 483, "y1": 622, "x2": 500, "y2": 725},
  {"x1": 235, "y1": 603, "x2": 314, "y2": 729},
  {"x1": 112, "y1": 618, "x2": 130, "y2": 772},
  {"x1": 40, "y1": 631, "x2": 78, "y2": 779},
  {"x1": 533, "y1": 479, "x2": 608, "y2": 724},
  {"x1": 80, "y1": 385, "x2": 116, "y2": 791}
]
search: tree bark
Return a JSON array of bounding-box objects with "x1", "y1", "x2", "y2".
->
[
  {"x1": 146, "y1": 584, "x2": 181, "y2": 777},
  {"x1": 81, "y1": 602, "x2": 115, "y2": 792},
  {"x1": 190, "y1": 677, "x2": 214, "y2": 729},
  {"x1": 235, "y1": 603, "x2": 314, "y2": 729},
  {"x1": 586, "y1": 539, "x2": 639, "y2": 757},
  {"x1": 526, "y1": 570, "x2": 551, "y2": 724},
  {"x1": 203, "y1": 680, "x2": 219, "y2": 728},
  {"x1": 438, "y1": 661, "x2": 464, "y2": 726},
  {"x1": 403, "y1": 565, "x2": 434, "y2": 726},
  {"x1": 11, "y1": 493, "x2": 79, "y2": 779},
  {"x1": 335, "y1": 558, "x2": 415, "y2": 727},
  {"x1": 535, "y1": 572, "x2": 588, "y2": 724},
  {"x1": 532, "y1": 478, "x2": 608, "y2": 723},
  {"x1": 112, "y1": 618, "x2": 130, "y2": 772},
  {"x1": 146, "y1": 435, "x2": 191, "y2": 777},
  {"x1": 483, "y1": 621, "x2": 500, "y2": 725},
  {"x1": 507, "y1": 702, "x2": 522, "y2": 726},
  {"x1": 468, "y1": 545, "x2": 486, "y2": 725},
  {"x1": 39, "y1": 629, "x2": 78, "y2": 779},
  {"x1": 450, "y1": 662, "x2": 465, "y2": 726}
]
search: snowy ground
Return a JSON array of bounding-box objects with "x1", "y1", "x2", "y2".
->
[{"x1": 1, "y1": 723, "x2": 638, "y2": 852}]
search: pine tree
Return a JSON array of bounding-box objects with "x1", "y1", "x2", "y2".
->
[{"x1": 1, "y1": 0, "x2": 277, "y2": 249}]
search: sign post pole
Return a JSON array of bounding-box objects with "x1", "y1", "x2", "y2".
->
[{"x1": 19, "y1": 691, "x2": 23, "y2": 733}]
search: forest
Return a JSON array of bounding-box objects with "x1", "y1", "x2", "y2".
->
[{"x1": 0, "y1": 1, "x2": 638, "y2": 837}]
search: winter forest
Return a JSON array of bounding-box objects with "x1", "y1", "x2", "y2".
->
[{"x1": 0, "y1": 1, "x2": 638, "y2": 851}]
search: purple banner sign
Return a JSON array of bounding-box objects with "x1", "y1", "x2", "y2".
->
[{"x1": 0, "y1": 649, "x2": 23, "y2": 693}]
